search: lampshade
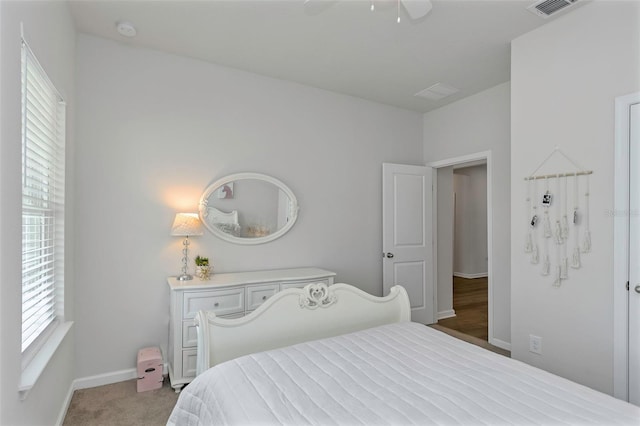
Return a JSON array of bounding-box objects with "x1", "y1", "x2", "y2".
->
[{"x1": 170, "y1": 213, "x2": 204, "y2": 237}]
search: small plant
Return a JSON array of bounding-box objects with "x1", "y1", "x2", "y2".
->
[
  {"x1": 195, "y1": 255, "x2": 212, "y2": 280},
  {"x1": 195, "y1": 255, "x2": 209, "y2": 267}
]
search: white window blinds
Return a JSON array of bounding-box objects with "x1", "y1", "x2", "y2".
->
[{"x1": 21, "y1": 40, "x2": 66, "y2": 353}]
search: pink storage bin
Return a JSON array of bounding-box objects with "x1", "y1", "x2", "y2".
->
[{"x1": 137, "y1": 346, "x2": 163, "y2": 392}]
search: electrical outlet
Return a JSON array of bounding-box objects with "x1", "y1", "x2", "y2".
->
[{"x1": 529, "y1": 334, "x2": 542, "y2": 355}]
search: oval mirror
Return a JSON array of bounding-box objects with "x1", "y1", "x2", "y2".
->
[{"x1": 198, "y1": 173, "x2": 299, "y2": 245}]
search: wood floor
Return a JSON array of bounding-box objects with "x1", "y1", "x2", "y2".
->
[{"x1": 437, "y1": 276, "x2": 488, "y2": 341}]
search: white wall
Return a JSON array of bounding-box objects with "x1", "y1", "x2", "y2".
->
[
  {"x1": 511, "y1": 1, "x2": 640, "y2": 394},
  {"x1": 0, "y1": 1, "x2": 76, "y2": 424},
  {"x1": 74, "y1": 35, "x2": 423, "y2": 379},
  {"x1": 424, "y1": 82, "x2": 511, "y2": 346},
  {"x1": 454, "y1": 165, "x2": 488, "y2": 277}
]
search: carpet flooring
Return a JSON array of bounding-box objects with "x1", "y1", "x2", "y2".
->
[{"x1": 63, "y1": 378, "x2": 178, "y2": 426}]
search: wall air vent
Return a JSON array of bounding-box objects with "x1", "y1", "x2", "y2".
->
[{"x1": 527, "y1": 0, "x2": 580, "y2": 18}]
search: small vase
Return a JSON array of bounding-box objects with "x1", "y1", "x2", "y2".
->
[{"x1": 197, "y1": 265, "x2": 211, "y2": 280}]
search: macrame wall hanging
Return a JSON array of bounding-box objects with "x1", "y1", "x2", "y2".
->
[{"x1": 524, "y1": 147, "x2": 593, "y2": 286}]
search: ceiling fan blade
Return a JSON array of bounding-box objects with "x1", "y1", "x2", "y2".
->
[{"x1": 401, "y1": 0, "x2": 432, "y2": 20}]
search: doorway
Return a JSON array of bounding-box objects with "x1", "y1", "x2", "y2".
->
[
  {"x1": 444, "y1": 165, "x2": 488, "y2": 339},
  {"x1": 428, "y1": 151, "x2": 497, "y2": 347},
  {"x1": 435, "y1": 163, "x2": 488, "y2": 341}
]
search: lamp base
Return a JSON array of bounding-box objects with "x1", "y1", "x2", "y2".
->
[{"x1": 177, "y1": 274, "x2": 193, "y2": 281}]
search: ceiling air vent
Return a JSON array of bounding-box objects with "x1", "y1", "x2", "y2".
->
[
  {"x1": 414, "y1": 83, "x2": 459, "y2": 101},
  {"x1": 527, "y1": 0, "x2": 580, "y2": 18}
]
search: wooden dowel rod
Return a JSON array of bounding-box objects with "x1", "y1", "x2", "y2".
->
[{"x1": 524, "y1": 170, "x2": 593, "y2": 181}]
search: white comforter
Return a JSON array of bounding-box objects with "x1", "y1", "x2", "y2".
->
[{"x1": 168, "y1": 322, "x2": 640, "y2": 425}]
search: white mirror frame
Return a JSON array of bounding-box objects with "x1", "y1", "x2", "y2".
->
[{"x1": 198, "y1": 172, "x2": 299, "y2": 245}]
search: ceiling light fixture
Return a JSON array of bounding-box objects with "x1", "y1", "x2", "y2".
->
[
  {"x1": 305, "y1": 0, "x2": 432, "y2": 23},
  {"x1": 116, "y1": 21, "x2": 137, "y2": 38}
]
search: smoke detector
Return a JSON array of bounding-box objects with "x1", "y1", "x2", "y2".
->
[
  {"x1": 116, "y1": 21, "x2": 137, "y2": 37},
  {"x1": 527, "y1": 0, "x2": 580, "y2": 18}
]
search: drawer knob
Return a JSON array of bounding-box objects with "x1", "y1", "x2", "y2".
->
[{"x1": 214, "y1": 302, "x2": 219, "y2": 307}]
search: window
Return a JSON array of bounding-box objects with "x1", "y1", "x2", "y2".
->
[{"x1": 21, "y1": 39, "x2": 66, "y2": 356}]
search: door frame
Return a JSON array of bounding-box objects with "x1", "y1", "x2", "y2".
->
[
  {"x1": 427, "y1": 150, "x2": 501, "y2": 348},
  {"x1": 613, "y1": 91, "x2": 640, "y2": 401}
]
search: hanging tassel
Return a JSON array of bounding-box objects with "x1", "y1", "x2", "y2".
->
[
  {"x1": 541, "y1": 254, "x2": 550, "y2": 276},
  {"x1": 582, "y1": 230, "x2": 592, "y2": 253},
  {"x1": 553, "y1": 266, "x2": 562, "y2": 287},
  {"x1": 524, "y1": 179, "x2": 534, "y2": 253},
  {"x1": 560, "y1": 257, "x2": 568, "y2": 279},
  {"x1": 570, "y1": 173, "x2": 581, "y2": 269},
  {"x1": 531, "y1": 244, "x2": 539, "y2": 264},
  {"x1": 581, "y1": 175, "x2": 591, "y2": 253},
  {"x1": 561, "y1": 215, "x2": 569, "y2": 240},
  {"x1": 561, "y1": 176, "x2": 569, "y2": 240},
  {"x1": 553, "y1": 177, "x2": 563, "y2": 245},
  {"x1": 524, "y1": 232, "x2": 533, "y2": 253},
  {"x1": 554, "y1": 220, "x2": 563, "y2": 245},
  {"x1": 572, "y1": 175, "x2": 580, "y2": 226},
  {"x1": 543, "y1": 212, "x2": 552, "y2": 238},
  {"x1": 542, "y1": 178, "x2": 552, "y2": 238},
  {"x1": 571, "y1": 247, "x2": 581, "y2": 269}
]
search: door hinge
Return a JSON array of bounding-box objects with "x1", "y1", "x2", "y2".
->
[{"x1": 627, "y1": 281, "x2": 630, "y2": 291}]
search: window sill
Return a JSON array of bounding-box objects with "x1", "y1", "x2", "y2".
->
[{"x1": 19, "y1": 321, "x2": 73, "y2": 400}]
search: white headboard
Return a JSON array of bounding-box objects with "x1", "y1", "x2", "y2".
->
[
  {"x1": 195, "y1": 283, "x2": 411, "y2": 374},
  {"x1": 203, "y1": 206, "x2": 240, "y2": 236},
  {"x1": 204, "y1": 206, "x2": 238, "y2": 225}
]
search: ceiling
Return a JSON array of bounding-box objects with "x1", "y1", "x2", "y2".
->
[{"x1": 68, "y1": 0, "x2": 581, "y2": 113}]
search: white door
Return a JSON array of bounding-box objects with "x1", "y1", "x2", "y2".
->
[
  {"x1": 382, "y1": 163, "x2": 434, "y2": 324},
  {"x1": 629, "y1": 102, "x2": 640, "y2": 405}
]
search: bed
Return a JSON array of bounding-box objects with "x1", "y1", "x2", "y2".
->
[{"x1": 168, "y1": 283, "x2": 640, "y2": 425}]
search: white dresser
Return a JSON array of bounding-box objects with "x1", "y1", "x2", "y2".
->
[{"x1": 166, "y1": 267, "x2": 336, "y2": 391}]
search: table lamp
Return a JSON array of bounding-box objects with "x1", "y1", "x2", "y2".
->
[{"x1": 170, "y1": 213, "x2": 204, "y2": 281}]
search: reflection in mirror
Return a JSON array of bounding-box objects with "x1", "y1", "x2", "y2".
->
[{"x1": 199, "y1": 173, "x2": 298, "y2": 245}]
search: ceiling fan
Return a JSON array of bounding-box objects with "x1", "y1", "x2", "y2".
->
[{"x1": 304, "y1": 0, "x2": 433, "y2": 22}]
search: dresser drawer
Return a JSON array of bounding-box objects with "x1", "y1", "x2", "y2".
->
[
  {"x1": 246, "y1": 284, "x2": 279, "y2": 311},
  {"x1": 182, "y1": 349, "x2": 197, "y2": 378},
  {"x1": 182, "y1": 288, "x2": 244, "y2": 319},
  {"x1": 182, "y1": 321, "x2": 198, "y2": 348},
  {"x1": 280, "y1": 278, "x2": 331, "y2": 290}
]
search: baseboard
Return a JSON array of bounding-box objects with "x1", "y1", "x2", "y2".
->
[
  {"x1": 73, "y1": 368, "x2": 138, "y2": 390},
  {"x1": 55, "y1": 382, "x2": 76, "y2": 426},
  {"x1": 490, "y1": 337, "x2": 512, "y2": 351},
  {"x1": 73, "y1": 362, "x2": 169, "y2": 391},
  {"x1": 453, "y1": 272, "x2": 488, "y2": 279},
  {"x1": 437, "y1": 309, "x2": 456, "y2": 320}
]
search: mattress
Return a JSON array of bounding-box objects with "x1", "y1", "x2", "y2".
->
[{"x1": 168, "y1": 322, "x2": 640, "y2": 425}]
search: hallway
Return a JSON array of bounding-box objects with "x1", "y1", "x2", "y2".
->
[{"x1": 437, "y1": 276, "x2": 488, "y2": 340}]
